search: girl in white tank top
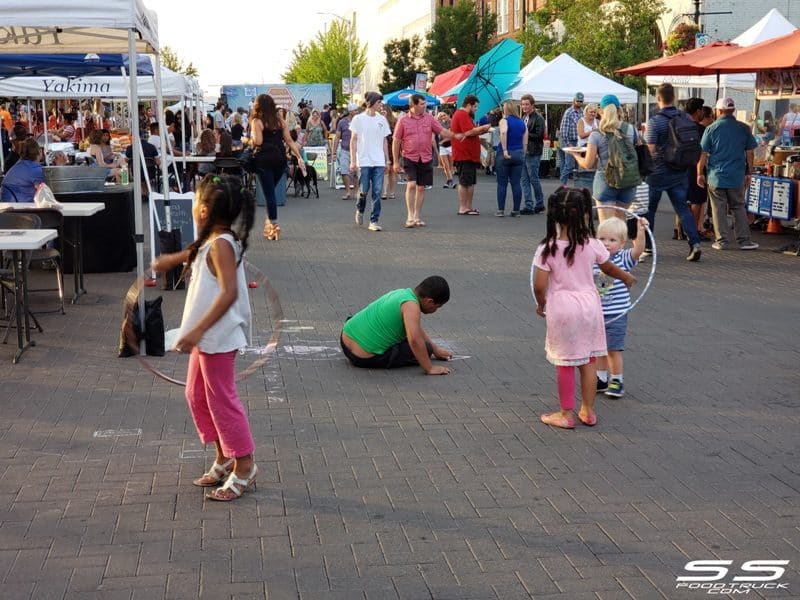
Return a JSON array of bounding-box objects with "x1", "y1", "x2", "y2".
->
[{"x1": 151, "y1": 174, "x2": 259, "y2": 502}]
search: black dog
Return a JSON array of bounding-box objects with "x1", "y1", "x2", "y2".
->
[{"x1": 288, "y1": 158, "x2": 319, "y2": 198}]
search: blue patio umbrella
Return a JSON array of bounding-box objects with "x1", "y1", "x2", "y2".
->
[
  {"x1": 382, "y1": 88, "x2": 441, "y2": 108},
  {"x1": 458, "y1": 38, "x2": 524, "y2": 114}
]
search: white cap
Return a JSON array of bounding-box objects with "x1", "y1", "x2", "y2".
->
[{"x1": 715, "y1": 97, "x2": 735, "y2": 110}]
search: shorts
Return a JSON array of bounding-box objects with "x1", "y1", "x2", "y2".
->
[
  {"x1": 455, "y1": 160, "x2": 479, "y2": 187},
  {"x1": 593, "y1": 171, "x2": 636, "y2": 205},
  {"x1": 337, "y1": 148, "x2": 351, "y2": 175},
  {"x1": 604, "y1": 313, "x2": 628, "y2": 351},
  {"x1": 439, "y1": 146, "x2": 452, "y2": 156},
  {"x1": 403, "y1": 157, "x2": 433, "y2": 186}
]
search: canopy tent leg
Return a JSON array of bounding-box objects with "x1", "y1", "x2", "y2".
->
[
  {"x1": 128, "y1": 28, "x2": 146, "y2": 354},
  {"x1": 752, "y1": 97, "x2": 761, "y2": 134},
  {"x1": 153, "y1": 52, "x2": 172, "y2": 232},
  {"x1": 41, "y1": 99, "x2": 49, "y2": 166}
]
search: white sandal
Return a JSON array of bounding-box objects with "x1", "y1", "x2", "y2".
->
[
  {"x1": 206, "y1": 464, "x2": 258, "y2": 501},
  {"x1": 192, "y1": 458, "x2": 234, "y2": 487}
]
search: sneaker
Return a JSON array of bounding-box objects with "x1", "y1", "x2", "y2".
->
[
  {"x1": 448, "y1": 181, "x2": 458, "y2": 189},
  {"x1": 355, "y1": 211, "x2": 363, "y2": 226},
  {"x1": 443, "y1": 180, "x2": 453, "y2": 189},
  {"x1": 520, "y1": 208, "x2": 534, "y2": 215},
  {"x1": 711, "y1": 241, "x2": 729, "y2": 250},
  {"x1": 605, "y1": 379, "x2": 624, "y2": 398},
  {"x1": 368, "y1": 222, "x2": 382, "y2": 231},
  {"x1": 739, "y1": 241, "x2": 759, "y2": 250},
  {"x1": 686, "y1": 243, "x2": 702, "y2": 262},
  {"x1": 424, "y1": 185, "x2": 432, "y2": 190},
  {"x1": 533, "y1": 206, "x2": 545, "y2": 214},
  {"x1": 596, "y1": 377, "x2": 608, "y2": 393},
  {"x1": 509, "y1": 210, "x2": 520, "y2": 217},
  {"x1": 495, "y1": 210, "x2": 505, "y2": 217},
  {"x1": 640, "y1": 249, "x2": 652, "y2": 259}
]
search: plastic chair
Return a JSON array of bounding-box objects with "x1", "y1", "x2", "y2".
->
[
  {"x1": 8, "y1": 208, "x2": 65, "y2": 315},
  {"x1": 0, "y1": 211, "x2": 44, "y2": 342}
]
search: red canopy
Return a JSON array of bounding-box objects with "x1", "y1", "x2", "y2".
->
[
  {"x1": 429, "y1": 64, "x2": 474, "y2": 97},
  {"x1": 617, "y1": 42, "x2": 741, "y2": 76},
  {"x1": 695, "y1": 28, "x2": 800, "y2": 73}
]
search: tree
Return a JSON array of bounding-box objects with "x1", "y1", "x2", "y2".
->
[
  {"x1": 425, "y1": 0, "x2": 497, "y2": 75},
  {"x1": 516, "y1": 0, "x2": 664, "y2": 93},
  {"x1": 283, "y1": 20, "x2": 367, "y2": 103},
  {"x1": 380, "y1": 36, "x2": 426, "y2": 94},
  {"x1": 160, "y1": 46, "x2": 198, "y2": 77}
]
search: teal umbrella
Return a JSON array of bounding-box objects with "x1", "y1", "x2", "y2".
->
[{"x1": 458, "y1": 38, "x2": 524, "y2": 114}]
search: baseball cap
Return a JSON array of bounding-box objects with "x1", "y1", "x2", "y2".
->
[
  {"x1": 599, "y1": 94, "x2": 620, "y2": 109},
  {"x1": 365, "y1": 91, "x2": 383, "y2": 107},
  {"x1": 574, "y1": 92, "x2": 585, "y2": 102},
  {"x1": 715, "y1": 97, "x2": 735, "y2": 110},
  {"x1": 346, "y1": 103, "x2": 357, "y2": 112}
]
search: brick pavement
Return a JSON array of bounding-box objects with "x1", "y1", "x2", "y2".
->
[{"x1": 1, "y1": 170, "x2": 799, "y2": 599}]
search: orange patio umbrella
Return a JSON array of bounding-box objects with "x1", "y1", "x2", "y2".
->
[
  {"x1": 691, "y1": 28, "x2": 800, "y2": 73},
  {"x1": 617, "y1": 41, "x2": 741, "y2": 76}
]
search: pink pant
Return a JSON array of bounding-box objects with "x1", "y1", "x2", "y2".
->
[
  {"x1": 556, "y1": 358, "x2": 596, "y2": 411},
  {"x1": 185, "y1": 349, "x2": 254, "y2": 458}
]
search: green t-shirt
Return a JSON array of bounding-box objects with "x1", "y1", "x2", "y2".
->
[{"x1": 343, "y1": 288, "x2": 418, "y2": 354}]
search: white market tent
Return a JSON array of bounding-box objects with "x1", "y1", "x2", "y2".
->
[
  {"x1": 0, "y1": 0, "x2": 164, "y2": 342},
  {"x1": 646, "y1": 9, "x2": 797, "y2": 90},
  {"x1": 505, "y1": 53, "x2": 638, "y2": 104},
  {"x1": 502, "y1": 56, "x2": 548, "y2": 95}
]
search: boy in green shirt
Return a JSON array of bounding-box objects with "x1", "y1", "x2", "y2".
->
[{"x1": 340, "y1": 276, "x2": 453, "y2": 375}]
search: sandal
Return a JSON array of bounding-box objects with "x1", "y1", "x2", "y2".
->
[
  {"x1": 206, "y1": 464, "x2": 258, "y2": 502},
  {"x1": 457, "y1": 209, "x2": 480, "y2": 216},
  {"x1": 414, "y1": 220, "x2": 426, "y2": 227},
  {"x1": 387, "y1": 194, "x2": 395, "y2": 199},
  {"x1": 577, "y1": 412, "x2": 597, "y2": 427},
  {"x1": 264, "y1": 223, "x2": 281, "y2": 241},
  {"x1": 404, "y1": 220, "x2": 417, "y2": 228},
  {"x1": 540, "y1": 412, "x2": 575, "y2": 429},
  {"x1": 192, "y1": 458, "x2": 234, "y2": 487}
]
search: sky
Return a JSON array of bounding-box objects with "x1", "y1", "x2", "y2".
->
[{"x1": 152, "y1": 0, "x2": 343, "y2": 99}]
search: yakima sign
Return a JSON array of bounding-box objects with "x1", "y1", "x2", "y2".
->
[
  {"x1": 43, "y1": 79, "x2": 111, "y2": 94},
  {"x1": 0, "y1": 27, "x2": 63, "y2": 47}
]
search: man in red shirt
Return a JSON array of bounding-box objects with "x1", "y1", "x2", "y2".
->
[
  {"x1": 451, "y1": 95, "x2": 490, "y2": 215},
  {"x1": 393, "y1": 94, "x2": 455, "y2": 228}
]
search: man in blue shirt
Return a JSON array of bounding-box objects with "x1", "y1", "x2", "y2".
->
[
  {"x1": 644, "y1": 83, "x2": 702, "y2": 262},
  {"x1": 558, "y1": 92, "x2": 583, "y2": 185},
  {"x1": 697, "y1": 97, "x2": 759, "y2": 251}
]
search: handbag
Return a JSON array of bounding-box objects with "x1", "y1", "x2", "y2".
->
[
  {"x1": 117, "y1": 296, "x2": 165, "y2": 357},
  {"x1": 636, "y1": 143, "x2": 654, "y2": 177},
  {"x1": 238, "y1": 147, "x2": 257, "y2": 173}
]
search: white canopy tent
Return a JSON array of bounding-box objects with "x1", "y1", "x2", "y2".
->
[
  {"x1": 505, "y1": 53, "x2": 638, "y2": 104},
  {"x1": 646, "y1": 9, "x2": 797, "y2": 90},
  {"x1": 0, "y1": 0, "x2": 164, "y2": 344}
]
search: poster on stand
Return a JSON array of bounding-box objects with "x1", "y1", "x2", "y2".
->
[{"x1": 756, "y1": 70, "x2": 800, "y2": 99}]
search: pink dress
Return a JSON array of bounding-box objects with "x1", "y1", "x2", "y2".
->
[{"x1": 533, "y1": 238, "x2": 610, "y2": 366}]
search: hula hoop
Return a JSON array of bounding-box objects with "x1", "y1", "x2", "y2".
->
[
  {"x1": 122, "y1": 260, "x2": 283, "y2": 386},
  {"x1": 529, "y1": 203, "x2": 657, "y2": 324}
]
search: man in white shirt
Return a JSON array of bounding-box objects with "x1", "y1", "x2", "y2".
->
[{"x1": 349, "y1": 92, "x2": 391, "y2": 231}]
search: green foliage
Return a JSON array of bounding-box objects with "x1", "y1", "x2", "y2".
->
[
  {"x1": 380, "y1": 36, "x2": 426, "y2": 94},
  {"x1": 283, "y1": 20, "x2": 367, "y2": 101},
  {"x1": 666, "y1": 22, "x2": 700, "y2": 55},
  {"x1": 425, "y1": 0, "x2": 497, "y2": 74},
  {"x1": 516, "y1": 0, "x2": 664, "y2": 93},
  {"x1": 161, "y1": 46, "x2": 198, "y2": 77}
]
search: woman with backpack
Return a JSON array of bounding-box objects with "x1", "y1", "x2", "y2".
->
[{"x1": 570, "y1": 95, "x2": 639, "y2": 222}]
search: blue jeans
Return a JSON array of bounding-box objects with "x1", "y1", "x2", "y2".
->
[
  {"x1": 357, "y1": 166, "x2": 384, "y2": 223},
  {"x1": 521, "y1": 153, "x2": 544, "y2": 210},
  {"x1": 496, "y1": 149, "x2": 524, "y2": 211},
  {"x1": 559, "y1": 148, "x2": 577, "y2": 185},
  {"x1": 255, "y1": 165, "x2": 283, "y2": 222},
  {"x1": 646, "y1": 177, "x2": 700, "y2": 249}
]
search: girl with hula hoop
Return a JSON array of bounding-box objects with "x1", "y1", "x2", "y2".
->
[{"x1": 532, "y1": 187, "x2": 635, "y2": 429}]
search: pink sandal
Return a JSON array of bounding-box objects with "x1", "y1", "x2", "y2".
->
[
  {"x1": 577, "y1": 412, "x2": 597, "y2": 427},
  {"x1": 540, "y1": 412, "x2": 575, "y2": 429}
]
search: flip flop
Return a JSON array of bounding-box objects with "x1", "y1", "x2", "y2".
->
[
  {"x1": 414, "y1": 220, "x2": 426, "y2": 227},
  {"x1": 577, "y1": 412, "x2": 597, "y2": 427},
  {"x1": 540, "y1": 412, "x2": 575, "y2": 429},
  {"x1": 457, "y1": 209, "x2": 480, "y2": 216},
  {"x1": 404, "y1": 220, "x2": 417, "y2": 228}
]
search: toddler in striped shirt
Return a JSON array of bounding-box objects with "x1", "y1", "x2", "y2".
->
[{"x1": 593, "y1": 216, "x2": 647, "y2": 398}]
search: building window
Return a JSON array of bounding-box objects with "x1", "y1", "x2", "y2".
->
[
  {"x1": 514, "y1": 0, "x2": 521, "y2": 30},
  {"x1": 497, "y1": 0, "x2": 508, "y2": 34}
]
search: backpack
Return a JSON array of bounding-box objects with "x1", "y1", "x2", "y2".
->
[
  {"x1": 605, "y1": 122, "x2": 641, "y2": 189},
  {"x1": 661, "y1": 110, "x2": 702, "y2": 170}
]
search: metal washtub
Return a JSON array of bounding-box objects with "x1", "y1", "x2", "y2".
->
[{"x1": 43, "y1": 166, "x2": 108, "y2": 194}]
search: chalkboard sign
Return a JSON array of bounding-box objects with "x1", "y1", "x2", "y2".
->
[{"x1": 150, "y1": 192, "x2": 196, "y2": 254}]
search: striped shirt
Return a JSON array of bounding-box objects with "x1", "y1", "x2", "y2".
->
[{"x1": 593, "y1": 249, "x2": 636, "y2": 318}]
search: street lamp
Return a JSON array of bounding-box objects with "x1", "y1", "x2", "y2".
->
[{"x1": 317, "y1": 11, "x2": 354, "y2": 104}]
